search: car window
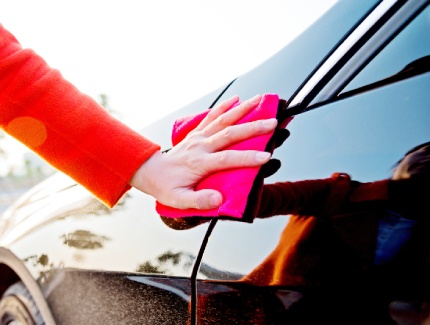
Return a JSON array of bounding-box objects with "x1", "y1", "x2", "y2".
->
[
  {"x1": 199, "y1": 70, "x2": 430, "y2": 280},
  {"x1": 199, "y1": 2, "x2": 430, "y2": 284},
  {"x1": 217, "y1": 0, "x2": 379, "y2": 105},
  {"x1": 341, "y1": 4, "x2": 430, "y2": 96}
]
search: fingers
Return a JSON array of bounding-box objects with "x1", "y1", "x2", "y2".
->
[
  {"x1": 195, "y1": 95, "x2": 239, "y2": 131},
  {"x1": 207, "y1": 118, "x2": 278, "y2": 152},
  {"x1": 203, "y1": 150, "x2": 271, "y2": 173},
  {"x1": 199, "y1": 94, "x2": 263, "y2": 136}
]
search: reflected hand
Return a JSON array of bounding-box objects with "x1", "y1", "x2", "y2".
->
[{"x1": 130, "y1": 94, "x2": 278, "y2": 210}]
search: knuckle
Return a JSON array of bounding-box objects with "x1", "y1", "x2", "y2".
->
[
  {"x1": 183, "y1": 140, "x2": 199, "y2": 153},
  {"x1": 188, "y1": 129, "x2": 203, "y2": 140},
  {"x1": 222, "y1": 126, "x2": 232, "y2": 138},
  {"x1": 182, "y1": 132, "x2": 205, "y2": 150},
  {"x1": 194, "y1": 197, "x2": 204, "y2": 210},
  {"x1": 201, "y1": 127, "x2": 211, "y2": 137},
  {"x1": 217, "y1": 151, "x2": 228, "y2": 163},
  {"x1": 163, "y1": 193, "x2": 180, "y2": 210},
  {"x1": 244, "y1": 150, "x2": 254, "y2": 161},
  {"x1": 216, "y1": 114, "x2": 228, "y2": 127}
]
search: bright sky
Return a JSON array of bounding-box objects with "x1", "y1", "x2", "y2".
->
[{"x1": 0, "y1": 0, "x2": 337, "y2": 173}]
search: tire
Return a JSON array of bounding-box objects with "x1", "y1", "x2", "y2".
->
[{"x1": 0, "y1": 281, "x2": 44, "y2": 325}]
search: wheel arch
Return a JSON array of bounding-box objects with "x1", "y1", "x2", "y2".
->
[{"x1": 0, "y1": 247, "x2": 56, "y2": 325}]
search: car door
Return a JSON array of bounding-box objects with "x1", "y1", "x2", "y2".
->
[
  {"x1": 0, "y1": 89, "x2": 229, "y2": 324},
  {"x1": 195, "y1": 1, "x2": 430, "y2": 324}
]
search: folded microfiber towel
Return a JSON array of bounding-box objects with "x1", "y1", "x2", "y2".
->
[{"x1": 156, "y1": 93, "x2": 292, "y2": 221}]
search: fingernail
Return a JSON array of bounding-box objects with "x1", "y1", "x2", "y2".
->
[
  {"x1": 227, "y1": 95, "x2": 239, "y2": 103},
  {"x1": 210, "y1": 194, "x2": 222, "y2": 207},
  {"x1": 263, "y1": 118, "x2": 277, "y2": 129},
  {"x1": 256, "y1": 151, "x2": 271, "y2": 162}
]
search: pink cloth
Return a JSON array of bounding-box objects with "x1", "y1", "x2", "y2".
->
[{"x1": 156, "y1": 93, "x2": 290, "y2": 219}]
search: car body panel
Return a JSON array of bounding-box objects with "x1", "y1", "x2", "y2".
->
[
  {"x1": 45, "y1": 270, "x2": 191, "y2": 324},
  {"x1": 0, "y1": 85, "x2": 235, "y2": 280},
  {"x1": 201, "y1": 73, "x2": 430, "y2": 280},
  {"x1": 1, "y1": 1, "x2": 429, "y2": 324}
]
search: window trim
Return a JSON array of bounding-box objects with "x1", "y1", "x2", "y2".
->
[
  {"x1": 314, "y1": 0, "x2": 429, "y2": 105},
  {"x1": 288, "y1": 0, "x2": 428, "y2": 110}
]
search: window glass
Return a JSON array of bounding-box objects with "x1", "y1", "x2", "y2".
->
[
  {"x1": 342, "y1": 5, "x2": 430, "y2": 94},
  {"x1": 218, "y1": 0, "x2": 378, "y2": 104},
  {"x1": 197, "y1": 4, "x2": 430, "y2": 322},
  {"x1": 201, "y1": 73, "x2": 430, "y2": 279}
]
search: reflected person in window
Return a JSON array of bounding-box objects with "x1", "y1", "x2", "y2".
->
[{"x1": 241, "y1": 142, "x2": 430, "y2": 324}]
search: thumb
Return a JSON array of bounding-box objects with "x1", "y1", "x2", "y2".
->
[{"x1": 181, "y1": 189, "x2": 223, "y2": 210}]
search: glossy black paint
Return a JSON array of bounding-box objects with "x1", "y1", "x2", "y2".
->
[
  {"x1": 45, "y1": 271, "x2": 191, "y2": 324},
  {"x1": 1, "y1": 1, "x2": 429, "y2": 324}
]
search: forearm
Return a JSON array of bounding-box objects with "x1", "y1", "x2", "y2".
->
[
  {"x1": 0, "y1": 24, "x2": 160, "y2": 207},
  {"x1": 258, "y1": 175, "x2": 353, "y2": 218},
  {"x1": 259, "y1": 179, "x2": 332, "y2": 218}
]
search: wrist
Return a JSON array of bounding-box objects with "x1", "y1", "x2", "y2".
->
[{"x1": 130, "y1": 150, "x2": 163, "y2": 196}]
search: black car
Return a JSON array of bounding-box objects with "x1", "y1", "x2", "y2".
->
[{"x1": 1, "y1": 0, "x2": 430, "y2": 324}]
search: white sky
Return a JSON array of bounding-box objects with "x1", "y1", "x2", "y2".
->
[{"x1": 0, "y1": 0, "x2": 337, "y2": 173}]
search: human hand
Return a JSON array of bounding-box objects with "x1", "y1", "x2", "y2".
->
[
  {"x1": 130, "y1": 94, "x2": 278, "y2": 210},
  {"x1": 159, "y1": 127, "x2": 292, "y2": 228}
]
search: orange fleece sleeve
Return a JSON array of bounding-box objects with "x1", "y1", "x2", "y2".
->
[{"x1": 0, "y1": 24, "x2": 160, "y2": 207}]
